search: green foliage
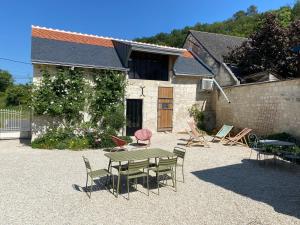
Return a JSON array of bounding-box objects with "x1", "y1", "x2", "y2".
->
[
  {"x1": 31, "y1": 68, "x2": 127, "y2": 150},
  {"x1": 31, "y1": 126, "x2": 132, "y2": 150},
  {"x1": 292, "y1": 0, "x2": 300, "y2": 19},
  {"x1": 225, "y1": 13, "x2": 299, "y2": 78},
  {"x1": 188, "y1": 104, "x2": 205, "y2": 131},
  {"x1": 266, "y1": 132, "x2": 297, "y2": 143},
  {"x1": 0, "y1": 70, "x2": 13, "y2": 93},
  {"x1": 32, "y1": 68, "x2": 87, "y2": 125},
  {"x1": 31, "y1": 127, "x2": 90, "y2": 150},
  {"x1": 274, "y1": 6, "x2": 293, "y2": 27},
  {"x1": 134, "y1": 3, "x2": 299, "y2": 48},
  {"x1": 89, "y1": 69, "x2": 126, "y2": 134},
  {"x1": 5, "y1": 84, "x2": 31, "y2": 107}
]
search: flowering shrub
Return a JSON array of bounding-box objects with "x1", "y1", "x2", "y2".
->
[
  {"x1": 32, "y1": 67, "x2": 128, "y2": 150},
  {"x1": 32, "y1": 68, "x2": 87, "y2": 125}
]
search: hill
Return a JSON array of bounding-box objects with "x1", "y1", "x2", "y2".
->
[{"x1": 134, "y1": 2, "x2": 300, "y2": 47}]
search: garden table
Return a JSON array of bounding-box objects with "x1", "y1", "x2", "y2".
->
[
  {"x1": 258, "y1": 140, "x2": 296, "y2": 147},
  {"x1": 105, "y1": 148, "x2": 175, "y2": 197}
]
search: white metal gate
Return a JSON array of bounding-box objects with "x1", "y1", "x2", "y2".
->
[{"x1": 0, "y1": 109, "x2": 31, "y2": 139}]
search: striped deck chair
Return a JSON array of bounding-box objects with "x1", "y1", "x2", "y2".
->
[
  {"x1": 211, "y1": 125, "x2": 233, "y2": 142},
  {"x1": 186, "y1": 121, "x2": 209, "y2": 147},
  {"x1": 224, "y1": 128, "x2": 252, "y2": 146}
]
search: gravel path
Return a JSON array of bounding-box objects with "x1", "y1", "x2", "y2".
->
[{"x1": 0, "y1": 133, "x2": 299, "y2": 225}]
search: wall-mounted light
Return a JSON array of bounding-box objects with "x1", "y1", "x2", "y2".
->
[{"x1": 140, "y1": 85, "x2": 146, "y2": 97}]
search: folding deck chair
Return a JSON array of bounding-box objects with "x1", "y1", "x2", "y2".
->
[
  {"x1": 223, "y1": 128, "x2": 252, "y2": 146},
  {"x1": 211, "y1": 125, "x2": 233, "y2": 142},
  {"x1": 186, "y1": 121, "x2": 209, "y2": 147}
]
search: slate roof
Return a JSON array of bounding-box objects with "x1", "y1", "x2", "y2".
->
[
  {"x1": 174, "y1": 51, "x2": 213, "y2": 77},
  {"x1": 31, "y1": 26, "x2": 213, "y2": 76},
  {"x1": 189, "y1": 30, "x2": 247, "y2": 63},
  {"x1": 31, "y1": 26, "x2": 126, "y2": 70}
]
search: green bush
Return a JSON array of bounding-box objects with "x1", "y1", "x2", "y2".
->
[
  {"x1": 31, "y1": 127, "x2": 132, "y2": 150},
  {"x1": 266, "y1": 132, "x2": 297, "y2": 143},
  {"x1": 188, "y1": 104, "x2": 206, "y2": 131}
]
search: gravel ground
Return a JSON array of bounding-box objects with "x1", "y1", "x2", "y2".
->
[{"x1": 0, "y1": 133, "x2": 299, "y2": 225}]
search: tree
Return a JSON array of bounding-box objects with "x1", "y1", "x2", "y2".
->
[
  {"x1": 5, "y1": 84, "x2": 31, "y2": 107},
  {"x1": 293, "y1": 0, "x2": 300, "y2": 19},
  {"x1": 275, "y1": 6, "x2": 293, "y2": 27},
  {"x1": 289, "y1": 19, "x2": 300, "y2": 75},
  {"x1": 233, "y1": 10, "x2": 247, "y2": 20},
  {"x1": 247, "y1": 5, "x2": 258, "y2": 16},
  {"x1": 0, "y1": 70, "x2": 13, "y2": 93},
  {"x1": 225, "y1": 14, "x2": 295, "y2": 78}
]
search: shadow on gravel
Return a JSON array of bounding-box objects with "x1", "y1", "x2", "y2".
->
[
  {"x1": 192, "y1": 159, "x2": 300, "y2": 219},
  {"x1": 72, "y1": 174, "x2": 177, "y2": 198}
]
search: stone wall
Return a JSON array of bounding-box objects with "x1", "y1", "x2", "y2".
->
[
  {"x1": 126, "y1": 76, "x2": 214, "y2": 133},
  {"x1": 215, "y1": 79, "x2": 300, "y2": 139},
  {"x1": 33, "y1": 64, "x2": 215, "y2": 137}
]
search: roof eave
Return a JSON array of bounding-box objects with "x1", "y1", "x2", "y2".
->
[
  {"x1": 131, "y1": 45, "x2": 183, "y2": 56},
  {"x1": 31, "y1": 60, "x2": 128, "y2": 72},
  {"x1": 174, "y1": 72, "x2": 213, "y2": 77}
]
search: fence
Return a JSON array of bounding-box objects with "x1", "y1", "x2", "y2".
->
[{"x1": 0, "y1": 109, "x2": 31, "y2": 139}]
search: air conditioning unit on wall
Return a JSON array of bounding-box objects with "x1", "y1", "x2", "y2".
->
[
  {"x1": 199, "y1": 78, "x2": 231, "y2": 103},
  {"x1": 200, "y1": 78, "x2": 214, "y2": 91}
]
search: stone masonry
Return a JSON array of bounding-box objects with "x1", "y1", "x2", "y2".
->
[{"x1": 215, "y1": 79, "x2": 300, "y2": 139}]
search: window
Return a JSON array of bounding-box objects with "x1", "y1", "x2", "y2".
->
[{"x1": 128, "y1": 51, "x2": 169, "y2": 81}]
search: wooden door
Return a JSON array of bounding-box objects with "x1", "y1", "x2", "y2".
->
[
  {"x1": 126, "y1": 99, "x2": 143, "y2": 136},
  {"x1": 157, "y1": 87, "x2": 173, "y2": 132}
]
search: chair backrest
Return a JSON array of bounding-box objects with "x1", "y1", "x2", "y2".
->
[
  {"x1": 158, "y1": 157, "x2": 177, "y2": 168},
  {"x1": 128, "y1": 159, "x2": 149, "y2": 171},
  {"x1": 111, "y1": 135, "x2": 127, "y2": 147},
  {"x1": 173, "y1": 147, "x2": 186, "y2": 159},
  {"x1": 248, "y1": 133, "x2": 259, "y2": 148},
  {"x1": 215, "y1": 125, "x2": 233, "y2": 138},
  {"x1": 187, "y1": 121, "x2": 201, "y2": 137},
  {"x1": 233, "y1": 128, "x2": 252, "y2": 140},
  {"x1": 82, "y1": 156, "x2": 92, "y2": 172},
  {"x1": 134, "y1": 129, "x2": 152, "y2": 141}
]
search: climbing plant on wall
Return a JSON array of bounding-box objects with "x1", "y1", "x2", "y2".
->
[
  {"x1": 31, "y1": 67, "x2": 128, "y2": 149},
  {"x1": 89, "y1": 69, "x2": 126, "y2": 135},
  {"x1": 32, "y1": 67, "x2": 87, "y2": 126}
]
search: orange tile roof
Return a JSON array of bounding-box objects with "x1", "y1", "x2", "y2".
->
[
  {"x1": 182, "y1": 50, "x2": 193, "y2": 58},
  {"x1": 32, "y1": 27, "x2": 114, "y2": 48}
]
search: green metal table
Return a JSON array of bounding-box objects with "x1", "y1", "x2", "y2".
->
[{"x1": 105, "y1": 148, "x2": 175, "y2": 197}]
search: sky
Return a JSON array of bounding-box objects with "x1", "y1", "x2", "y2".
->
[{"x1": 0, "y1": 0, "x2": 296, "y2": 84}]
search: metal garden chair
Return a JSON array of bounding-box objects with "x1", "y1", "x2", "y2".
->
[
  {"x1": 150, "y1": 157, "x2": 177, "y2": 195},
  {"x1": 120, "y1": 159, "x2": 150, "y2": 200},
  {"x1": 82, "y1": 156, "x2": 114, "y2": 198},
  {"x1": 173, "y1": 147, "x2": 186, "y2": 183}
]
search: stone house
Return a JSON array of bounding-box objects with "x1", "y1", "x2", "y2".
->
[
  {"x1": 183, "y1": 30, "x2": 246, "y2": 86},
  {"x1": 31, "y1": 26, "x2": 217, "y2": 136}
]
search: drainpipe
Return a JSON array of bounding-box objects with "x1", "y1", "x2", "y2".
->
[{"x1": 212, "y1": 78, "x2": 231, "y2": 103}]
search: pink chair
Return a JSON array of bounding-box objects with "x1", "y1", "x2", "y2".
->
[{"x1": 134, "y1": 129, "x2": 152, "y2": 146}]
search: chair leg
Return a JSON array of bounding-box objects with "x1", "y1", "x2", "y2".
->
[
  {"x1": 127, "y1": 177, "x2": 130, "y2": 200},
  {"x1": 90, "y1": 177, "x2": 93, "y2": 198},
  {"x1": 157, "y1": 173, "x2": 160, "y2": 195},
  {"x1": 112, "y1": 174, "x2": 115, "y2": 195},
  {"x1": 147, "y1": 174, "x2": 149, "y2": 196},
  {"x1": 175, "y1": 169, "x2": 177, "y2": 192},
  {"x1": 85, "y1": 174, "x2": 88, "y2": 193}
]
